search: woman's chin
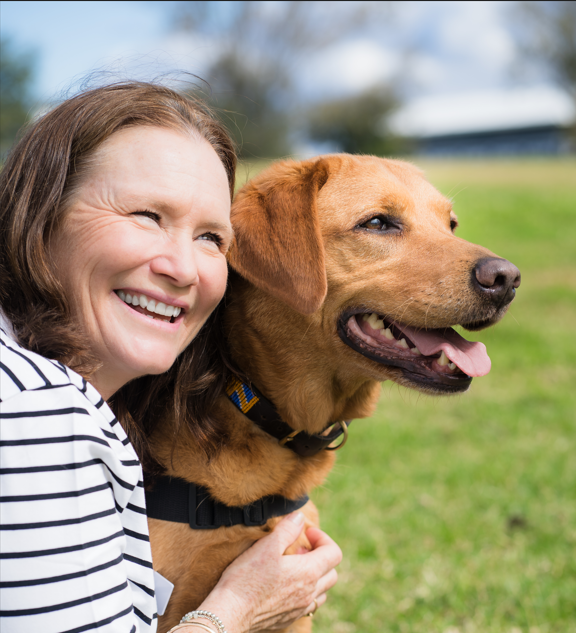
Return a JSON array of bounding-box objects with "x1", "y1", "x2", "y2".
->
[{"x1": 95, "y1": 348, "x2": 180, "y2": 396}]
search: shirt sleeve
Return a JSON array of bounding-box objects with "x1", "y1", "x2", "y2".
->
[{"x1": 0, "y1": 384, "x2": 157, "y2": 633}]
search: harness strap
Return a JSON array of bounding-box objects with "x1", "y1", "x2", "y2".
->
[
  {"x1": 145, "y1": 476, "x2": 309, "y2": 530},
  {"x1": 226, "y1": 377, "x2": 350, "y2": 457}
]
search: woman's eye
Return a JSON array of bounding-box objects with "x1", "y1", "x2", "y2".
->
[
  {"x1": 359, "y1": 216, "x2": 395, "y2": 231},
  {"x1": 132, "y1": 210, "x2": 161, "y2": 223},
  {"x1": 198, "y1": 232, "x2": 223, "y2": 246}
]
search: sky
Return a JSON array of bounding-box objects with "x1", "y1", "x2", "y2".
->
[{"x1": 1, "y1": 1, "x2": 572, "y2": 135}]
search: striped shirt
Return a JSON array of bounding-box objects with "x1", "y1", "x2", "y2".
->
[{"x1": 0, "y1": 324, "x2": 157, "y2": 632}]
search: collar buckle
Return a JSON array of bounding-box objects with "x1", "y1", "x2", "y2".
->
[{"x1": 279, "y1": 430, "x2": 301, "y2": 446}]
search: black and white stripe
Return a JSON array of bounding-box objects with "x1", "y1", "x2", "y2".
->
[{"x1": 0, "y1": 327, "x2": 157, "y2": 632}]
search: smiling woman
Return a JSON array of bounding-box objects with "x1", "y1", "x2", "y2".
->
[
  {"x1": 0, "y1": 82, "x2": 341, "y2": 633},
  {"x1": 47, "y1": 126, "x2": 233, "y2": 400}
]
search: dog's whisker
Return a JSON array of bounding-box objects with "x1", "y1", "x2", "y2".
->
[{"x1": 449, "y1": 184, "x2": 468, "y2": 200}]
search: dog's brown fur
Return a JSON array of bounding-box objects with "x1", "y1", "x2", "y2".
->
[{"x1": 149, "y1": 155, "x2": 516, "y2": 632}]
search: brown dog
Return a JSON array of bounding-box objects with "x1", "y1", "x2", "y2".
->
[{"x1": 148, "y1": 155, "x2": 520, "y2": 632}]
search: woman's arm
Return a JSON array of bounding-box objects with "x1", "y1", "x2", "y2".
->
[{"x1": 178, "y1": 512, "x2": 342, "y2": 633}]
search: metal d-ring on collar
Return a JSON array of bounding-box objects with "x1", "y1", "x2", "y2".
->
[
  {"x1": 226, "y1": 376, "x2": 352, "y2": 457},
  {"x1": 326, "y1": 420, "x2": 349, "y2": 450}
]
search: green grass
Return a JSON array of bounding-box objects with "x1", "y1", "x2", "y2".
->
[{"x1": 236, "y1": 157, "x2": 576, "y2": 633}]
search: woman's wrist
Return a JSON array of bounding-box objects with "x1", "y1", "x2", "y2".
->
[
  {"x1": 167, "y1": 607, "x2": 234, "y2": 633},
  {"x1": 195, "y1": 586, "x2": 248, "y2": 633}
]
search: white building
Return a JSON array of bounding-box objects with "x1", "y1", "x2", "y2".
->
[{"x1": 387, "y1": 86, "x2": 575, "y2": 155}]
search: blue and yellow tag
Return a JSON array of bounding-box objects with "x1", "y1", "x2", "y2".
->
[{"x1": 226, "y1": 377, "x2": 259, "y2": 414}]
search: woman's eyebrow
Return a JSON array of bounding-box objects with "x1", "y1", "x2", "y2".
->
[{"x1": 201, "y1": 220, "x2": 234, "y2": 234}]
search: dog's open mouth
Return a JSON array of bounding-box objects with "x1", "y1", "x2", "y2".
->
[{"x1": 337, "y1": 310, "x2": 491, "y2": 393}]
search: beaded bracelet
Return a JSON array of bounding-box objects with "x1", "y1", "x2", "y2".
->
[{"x1": 180, "y1": 610, "x2": 227, "y2": 633}]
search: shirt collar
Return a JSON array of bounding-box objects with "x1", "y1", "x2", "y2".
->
[{"x1": 0, "y1": 308, "x2": 16, "y2": 341}]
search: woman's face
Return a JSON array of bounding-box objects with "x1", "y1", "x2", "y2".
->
[{"x1": 50, "y1": 126, "x2": 233, "y2": 398}]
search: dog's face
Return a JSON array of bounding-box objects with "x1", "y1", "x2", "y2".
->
[{"x1": 229, "y1": 155, "x2": 520, "y2": 395}]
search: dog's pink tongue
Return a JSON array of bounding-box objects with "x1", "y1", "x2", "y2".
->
[{"x1": 395, "y1": 323, "x2": 491, "y2": 377}]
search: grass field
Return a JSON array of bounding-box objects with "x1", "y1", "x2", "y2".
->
[{"x1": 240, "y1": 157, "x2": 576, "y2": 633}]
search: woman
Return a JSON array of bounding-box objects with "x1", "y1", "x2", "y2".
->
[{"x1": 0, "y1": 82, "x2": 341, "y2": 633}]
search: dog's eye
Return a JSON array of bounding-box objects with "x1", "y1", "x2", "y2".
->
[
  {"x1": 359, "y1": 216, "x2": 396, "y2": 232},
  {"x1": 450, "y1": 219, "x2": 458, "y2": 232}
]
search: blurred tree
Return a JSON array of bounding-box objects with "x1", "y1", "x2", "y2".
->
[
  {"x1": 513, "y1": 1, "x2": 576, "y2": 98},
  {"x1": 0, "y1": 37, "x2": 36, "y2": 157},
  {"x1": 307, "y1": 86, "x2": 405, "y2": 156},
  {"x1": 171, "y1": 1, "x2": 395, "y2": 157}
]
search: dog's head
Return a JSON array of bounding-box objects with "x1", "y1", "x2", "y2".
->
[{"x1": 228, "y1": 155, "x2": 520, "y2": 395}]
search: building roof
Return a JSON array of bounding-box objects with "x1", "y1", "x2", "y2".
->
[{"x1": 388, "y1": 86, "x2": 575, "y2": 138}]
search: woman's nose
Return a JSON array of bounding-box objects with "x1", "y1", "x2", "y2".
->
[{"x1": 149, "y1": 237, "x2": 199, "y2": 287}]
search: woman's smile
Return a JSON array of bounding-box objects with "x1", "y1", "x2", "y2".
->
[{"x1": 115, "y1": 289, "x2": 186, "y2": 323}]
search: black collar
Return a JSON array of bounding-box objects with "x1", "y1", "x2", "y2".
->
[
  {"x1": 144, "y1": 377, "x2": 347, "y2": 530},
  {"x1": 226, "y1": 377, "x2": 350, "y2": 457}
]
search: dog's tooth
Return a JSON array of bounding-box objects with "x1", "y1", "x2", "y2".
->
[
  {"x1": 384, "y1": 328, "x2": 394, "y2": 340},
  {"x1": 147, "y1": 299, "x2": 156, "y2": 312},
  {"x1": 397, "y1": 338, "x2": 409, "y2": 349},
  {"x1": 374, "y1": 318, "x2": 384, "y2": 330},
  {"x1": 154, "y1": 302, "x2": 167, "y2": 316},
  {"x1": 367, "y1": 313, "x2": 379, "y2": 328},
  {"x1": 118, "y1": 290, "x2": 126, "y2": 301},
  {"x1": 165, "y1": 305, "x2": 175, "y2": 318},
  {"x1": 438, "y1": 351, "x2": 449, "y2": 366},
  {"x1": 411, "y1": 347, "x2": 421, "y2": 355},
  {"x1": 448, "y1": 362, "x2": 456, "y2": 370},
  {"x1": 125, "y1": 293, "x2": 132, "y2": 303},
  {"x1": 362, "y1": 314, "x2": 370, "y2": 322},
  {"x1": 139, "y1": 295, "x2": 148, "y2": 308}
]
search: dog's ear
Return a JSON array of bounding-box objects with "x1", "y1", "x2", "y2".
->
[{"x1": 228, "y1": 158, "x2": 329, "y2": 315}]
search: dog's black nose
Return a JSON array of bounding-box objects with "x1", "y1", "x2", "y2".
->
[{"x1": 472, "y1": 257, "x2": 521, "y2": 305}]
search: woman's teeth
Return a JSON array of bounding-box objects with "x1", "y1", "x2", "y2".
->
[{"x1": 116, "y1": 290, "x2": 182, "y2": 320}]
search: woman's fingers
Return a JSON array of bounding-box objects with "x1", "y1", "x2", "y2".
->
[
  {"x1": 306, "y1": 526, "x2": 336, "y2": 550},
  {"x1": 300, "y1": 527, "x2": 343, "y2": 574},
  {"x1": 316, "y1": 568, "x2": 338, "y2": 596},
  {"x1": 303, "y1": 591, "x2": 328, "y2": 618},
  {"x1": 314, "y1": 592, "x2": 327, "y2": 609},
  {"x1": 264, "y1": 512, "x2": 306, "y2": 554},
  {"x1": 200, "y1": 516, "x2": 342, "y2": 632}
]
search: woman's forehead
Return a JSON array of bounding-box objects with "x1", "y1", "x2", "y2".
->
[
  {"x1": 65, "y1": 126, "x2": 231, "y2": 229},
  {"x1": 88, "y1": 127, "x2": 228, "y2": 196}
]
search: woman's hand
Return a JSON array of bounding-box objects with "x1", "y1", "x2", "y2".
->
[{"x1": 196, "y1": 512, "x2": 342, "y2": 632}]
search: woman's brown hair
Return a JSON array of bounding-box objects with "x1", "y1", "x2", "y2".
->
[{"x1": 0, "y1": 81, "x2": 237, "y2": 472}]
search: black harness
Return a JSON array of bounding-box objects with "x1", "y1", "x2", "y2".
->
[
  {"x1": 145, "y1": 377, "x2": 351, "y2": 530},
  {"x1": 145, "y1": 476, "x2": 309, "y2": 529}
]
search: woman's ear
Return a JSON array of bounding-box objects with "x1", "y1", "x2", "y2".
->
[{"x1": 228, "y1": 159, "x2": 329, "y2": 315}]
